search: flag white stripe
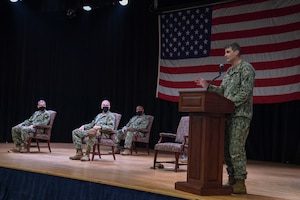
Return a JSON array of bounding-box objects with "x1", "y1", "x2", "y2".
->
[
  {"x1": 158, "y1": 82, "x2": 300, "y2": 97},
  {"x1": 159, "y1": 72, "x2": 225, "y2": 82},
  {"x1": 254, "y1": 83, "x2": 300, "y2": 96},
  {"x1": 211, "y1": 31, "x2": 300, "y2": 49},
  {"x1": 159, "y1": 64, "x2": 299, "y2": 82},
  {"x1": 213, "y1": 13, "x2": 300, "y2": 35},
  {"x1": 160, "y1": 48, "x2": 300, "y2": 67}
]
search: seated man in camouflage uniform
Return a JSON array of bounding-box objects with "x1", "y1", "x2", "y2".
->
[
  {"x1": 69, "y1": 99, "x2": 115, "y2": 161},
  {"x1": 9, "y1": 99, "x2": 50, "y2": 153},
  {"x1": 113, "y1": 105, "x2": 149, "y2": 155}
]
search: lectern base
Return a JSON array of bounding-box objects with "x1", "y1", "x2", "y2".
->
[{"x1": 175, "y1": 181, "x2": 232, "y2": 196}]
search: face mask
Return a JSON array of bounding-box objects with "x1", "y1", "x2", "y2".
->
[
  {"x1": 102, "y1": 107, "x2": 109, "y2": 113},
  {"x1": 38, "y1": 107, "x2": 46, "y2": 111},
  {"x1": 136, "y1": 111, "x2": 142, "y2": 116}
]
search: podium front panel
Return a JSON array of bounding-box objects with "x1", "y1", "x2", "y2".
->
[
  {"x1": 187, "y1": 113, "x2": 224, "y2": 187},
  {"x1": 176, "y1": 91, "x2": 233, "y2": 195}
]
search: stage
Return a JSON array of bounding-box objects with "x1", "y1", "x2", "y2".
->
[{"x1": 0, "y1": 143, "x2": 299, "y2": 200}]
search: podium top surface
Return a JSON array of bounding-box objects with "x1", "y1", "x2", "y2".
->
[{"x1": 178, "y1": 91, "x2": 234, "y2": 114}]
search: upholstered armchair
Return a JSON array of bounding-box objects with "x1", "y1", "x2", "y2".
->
[
  {"x1": 28, "y1": 110, "x2": 57, "y2": 153},
  {"x1": 153, "y1": 116, "x2": 189, "y2": 172},
  {"x1": 91, "y1": 112, "x2": 122, "y2": 161},
  {"x1": 130, "y1": 115, "x2": 154, "y2": 155}
]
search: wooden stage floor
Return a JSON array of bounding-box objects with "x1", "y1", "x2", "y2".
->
[{"x1": 0, "y1": 143, "x2": 299, "y2": 200}]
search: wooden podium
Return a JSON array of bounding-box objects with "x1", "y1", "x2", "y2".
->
[{"x1": 175, "y1": 91, "x2": 234, "y2": 196}]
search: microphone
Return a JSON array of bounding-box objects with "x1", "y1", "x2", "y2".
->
[{"x1": 207, "y1": 64, "x2": 224, "y2": 90}]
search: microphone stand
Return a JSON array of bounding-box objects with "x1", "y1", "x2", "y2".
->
[{"x1": 207, "y1": 64, "x2": 224, "y2": 90}]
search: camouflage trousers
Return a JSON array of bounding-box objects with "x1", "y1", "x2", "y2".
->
[
  {"x1": 72, "y1": 128, "x2": 95, "y2": 151},
  {"x1": 11, "y1": 125, "x2": 35, "y2": 146},
  {"x1": 72, "y1": 128, "x2": 110, "y2": 151},
  {"x1": 114, "y1": 130, "x2": 145, "y2": 149},
  {"x1": 224, "y1": 116, "x2": 251, "y2": 180}
]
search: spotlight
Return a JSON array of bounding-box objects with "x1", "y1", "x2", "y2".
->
[
  {"x1": 119, "y1": 0, "x2": 128, "y2": 6},
  {"x1": 82, "y1": 5, "x2": 92, "y2": 11},
  {"x1": 82, "y1": 0, "x2": 93, "y2": 12},
  {"x1": 10, "y1": 0, "x2": 19, "y2": 2}
]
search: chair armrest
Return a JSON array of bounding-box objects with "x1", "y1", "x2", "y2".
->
[
  {"x1": 157, "y1": 132, "x2": 176, "y2": 143},
  {"x1": 159, "y1": 132, "x2": 176, "y2": 138},
  {"x1": 184, "y1": 135, "x2": 188, "y2": 141},
  {"x1": 136, "y1": 128, "x2": 148, "y2": 133},
  {"x1": 34, "y1": 125, "x2": 51, "y2": 129},
  {"x1": 183, "y1": 135, "x2": 188, "y2": 145}
]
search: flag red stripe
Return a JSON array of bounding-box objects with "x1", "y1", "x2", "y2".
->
[
  {"x1": 160, "y1": 65, "x2": 218, "y2": 74},
  {"x1": 212, "y1": 4, "x2": 300, "y2": 26},
  {"x1": 158, "y1": 91, "x2": 300, "y2": 104},
  {"x1": 160, "y1": 57, "x2": 299, "y2": 74},
  {"x1": 159, "y1": 74, "x2": 300, "y2": 88},
  {"x1": 253, "y1": 57, "x2": 300, "y2": 70},
  {"x1": 255, "y1": 74, "x2": 300, "y2": 87},
  {"x1": 254, "y1": 92, "x2": 300, "y2": 104},
  {"x1": 211, "y1": 22, "x2": 300, "y2": 42},
  {"x1": 214, "y1": 0, "x2": 270, "y2": 10},
  {"x1": 157, "y1": 92, "x2": 179, "y2": 102}
]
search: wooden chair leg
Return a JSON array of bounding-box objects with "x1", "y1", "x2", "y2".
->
[
  {"x1": 146, "y1": 144, "x2": 149, "y2": 155},
  {"x1": 28, "y1": 138, "x2": 32, "y2": 153},
  {"x1": 134, "y1": 142, "x2": 137, "y2": 154},
  {"x1": 97, "y1": 144, "x2": 101, "y2": 159},
  {"x1": 175, "y1": 153, "x2": 179, "y2": 172},
  {"x1": 91, "y1": 144, "x2": 96, "y2": 161},
  {"x1": 36, "y1": 140, "x2": 40, "y2": 151},
  {"x1": 153, "y1": 151, "x2": 158, "y2": 169},
  {"x1": 131, "y1": 142, "x2": 136, "y2": 155},
  {"x1": 111, "y1": 146, "x2": 116, "y2": 160},
  {"x1": 47, "y1": 141, "x2": 51, "y2": 153}
]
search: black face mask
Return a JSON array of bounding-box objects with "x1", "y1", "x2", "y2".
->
[
  {"x1": 136, "y1": 111, "x2": 142, "y2": 116},
  {"x1": 38, "y1": 107, "x2": 46, "y2": 111},
  {"x1": 102, "y1": 107, "x2": 109, "y2": 113}
]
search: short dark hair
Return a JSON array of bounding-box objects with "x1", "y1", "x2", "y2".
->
[{"x1": 225, "y1": 43, "x2": 241, "y2": 56}]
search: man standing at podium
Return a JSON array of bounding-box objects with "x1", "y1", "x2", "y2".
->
[{"x1": 194, "y1": 43, "x2": 255, "y2": 194}]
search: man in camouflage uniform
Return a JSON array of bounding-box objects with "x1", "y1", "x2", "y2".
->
[
  {"x1": 9, "y1": 100, "x2": 50, "y2": 153},
  {"x1": 195, "y1": 43, "x2": 255, "y2": 194},
  {"x1": 113, "y1": 105, "x2": 149, "y2": 155},
  {"x1": 69, "y1": 99, "x2": 115, "y2": 161}
]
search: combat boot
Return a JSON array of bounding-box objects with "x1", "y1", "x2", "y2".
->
[
  {"x1": 121, "y1": 148, "x2": 131, "y2": 155},
  {"x1": 225, "y1": 175, "x2": 236, "y2": 186},
  {"x1": 69, "y1": 149, "x2": 83, "y2": 160},
  {"x1": 232, "y1": 179, "x2": 247, "y2": 194},
  {"x1": 8, "y1": 144, "x2": 21, "y2": 153},
  {"x1": 81, "y1": 149, "x2": 90, "y2": 161},
  {"x1": 20, "y1": 144, "x2": 29, "y2": 153}
]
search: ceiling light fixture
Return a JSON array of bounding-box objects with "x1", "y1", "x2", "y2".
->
[
  {"x1": 82, "y1": 5, "x2": 92, "y2": 11},
  {"x1": 119, "y1": 0, "x2": 128, "y2": 6}
]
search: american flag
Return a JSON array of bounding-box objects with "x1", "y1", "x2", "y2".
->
[{"x1": 156, "y1": 0, "x2": 300, "y2": 104}]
